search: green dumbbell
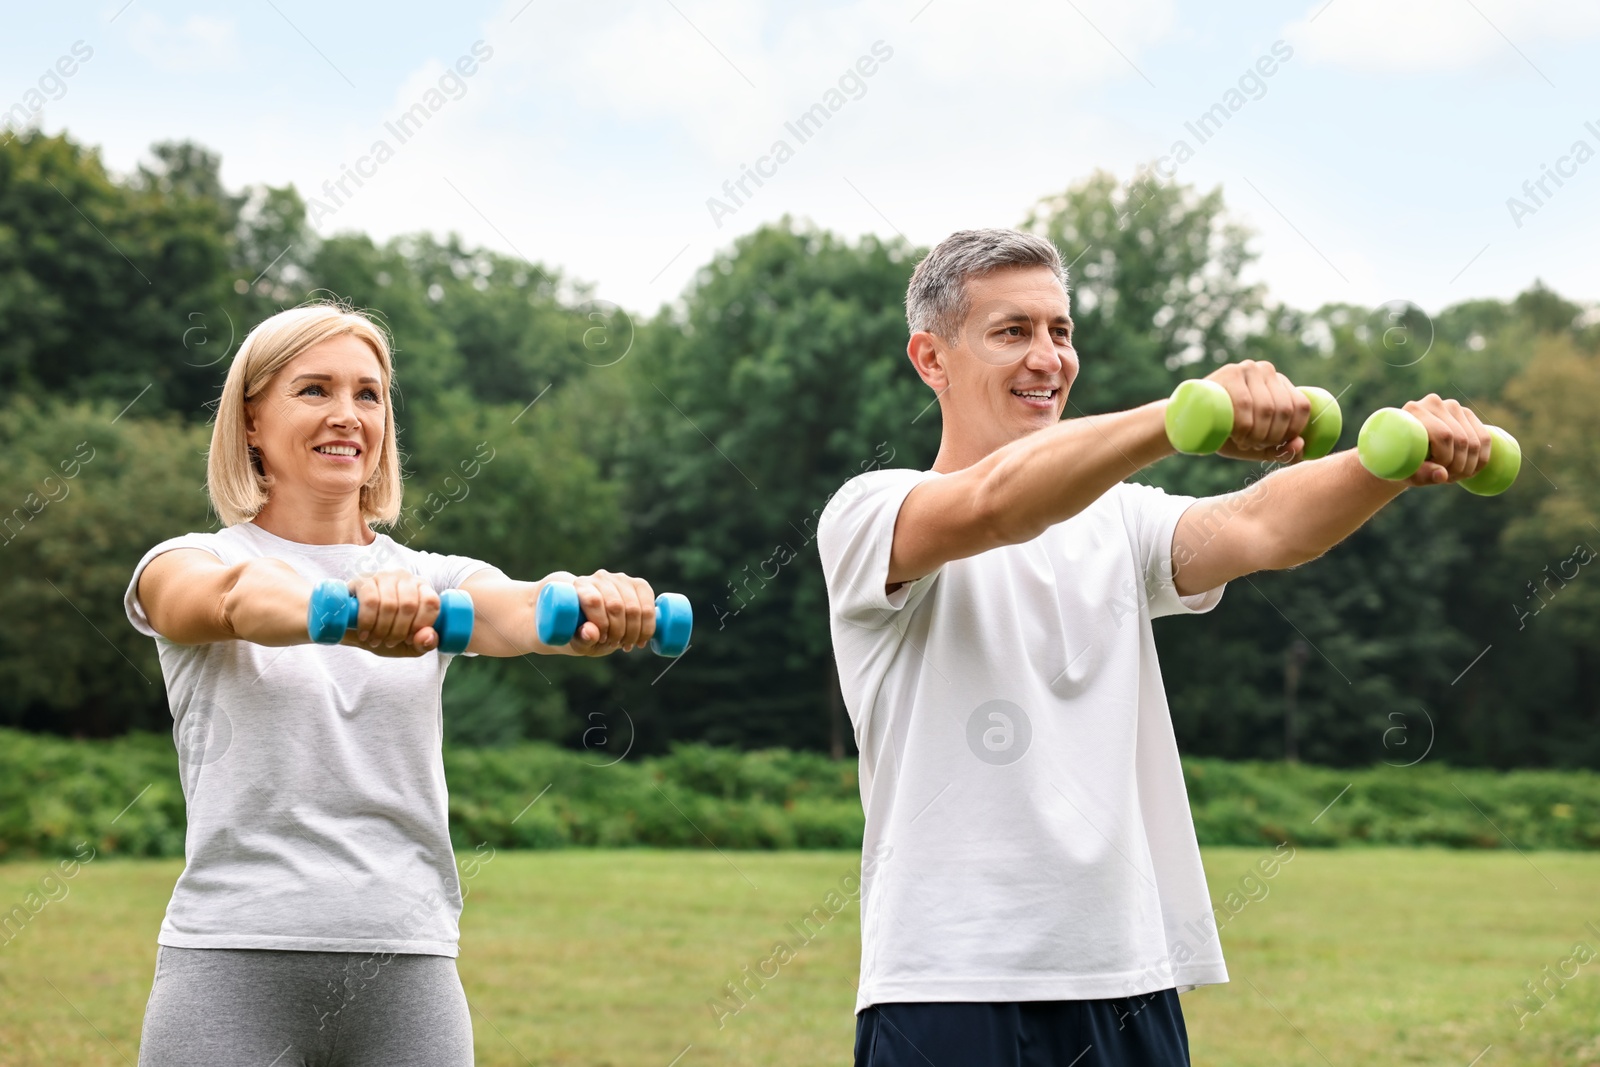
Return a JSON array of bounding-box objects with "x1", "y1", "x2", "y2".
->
[
  {"x1": 1165, "y1": 379, "x2": 1342, "y2": 459},
  {"x1": 1356, "y1": 407, "x2": 1521, "y2": 496}
]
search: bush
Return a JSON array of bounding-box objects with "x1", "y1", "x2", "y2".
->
[
  {"x1": 1181, "y1": 758, "x2": 1600, "y2": 849},
  {"x1": 0, "y1": 729, "x2": 187, "y2": 860},
  {"x1": 3, "y1": 728, "x2": 1600, "y2": 860}
]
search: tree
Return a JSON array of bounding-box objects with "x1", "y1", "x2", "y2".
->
[
  {"x1": 0, "y1": 132, "x2": 232, "y2": 416},
  {"x1": 6, "y1": 130, "x2": 1600, "y2": 769},
  {"x1": 1024, "y1": 170, "x2": 1264, "y2": 416},
  {"x1": 607, "y1": 220, "x2": 937, "y2": 753},
  {"x1": 1497, "y1": 334, "x2": 1600, "y2": 653},
  {"x1": 0, "y1": 396, "x2": 214, "y2": 734}
]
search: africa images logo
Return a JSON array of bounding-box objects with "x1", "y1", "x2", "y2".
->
[
  {"x1": 966, "y1": 699, "x2": 1032, "y2": 766},
  {"x1": 176, "y1": 702, "x2": 233, "y2": 767}
]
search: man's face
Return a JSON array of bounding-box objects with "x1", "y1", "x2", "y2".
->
[{"x1": 935, "y1": 265, "x2": 1078, "y2": 449}]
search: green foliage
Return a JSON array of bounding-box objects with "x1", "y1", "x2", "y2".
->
[
  {"x1": 441, "y1": 658, "x2": 540, "y2": 748},
  {"x1": 3, "y1": 730, "x2": 1599, "y2": 860},
  {"x1": 0, "y1": 395, "x2": 215, "y2": 734},
  {"x1": 0, "y1": 134, "x2": 637, "y2": 737},
  {"x1": 1024, "y1": 169, "x2": 1263, "y2": 415},
  {"x1": 1497, "y1": 335, "x2": 1600, "y2": 644},
  {"x1": 0, "y1": 132, "x2": 237, "y2": 415},
  {"x1": 3, "y1": 129, "x2": 1599, "y2": 771},
  {"x1": 444, "y1": 742, "x2": 865, "y2": 851},
  {"x1": 1021, "y1": 172, "x2": 1600, "y2": 769},
  {"x1": 604, "y1": 220, "x2": 939, "y2": 753},
  {"x1": 0, "y1": 729, "x2": 187, "y2": 860},
  {"x1": 1183, "y1": 758, "x2": 1600, "y2": 849}
]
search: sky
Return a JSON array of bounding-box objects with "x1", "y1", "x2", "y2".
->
[{"x1": 5, "y1": 0, "x2": 1600, "y2": 320}]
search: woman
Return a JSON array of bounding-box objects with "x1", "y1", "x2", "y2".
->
[{"x1": 124, "y1": 303, "x2": 655, "y2": 1065}]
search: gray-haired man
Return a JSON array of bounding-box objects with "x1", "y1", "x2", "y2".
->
[{"x1": 818, "y1": 228, "x2": 1491, "y2": 1065}]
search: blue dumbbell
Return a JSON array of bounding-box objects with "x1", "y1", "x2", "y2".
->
[
  {"x1": 535, "y1": 582, "x2": 692, "y2": 657},
  {"x1": 307, "y1": 579, "x2": 475, "y2": 654}
]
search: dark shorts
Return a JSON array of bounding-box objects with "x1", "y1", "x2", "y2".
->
[{"x1": 855, "y1": 989, "x2": 1190, "y2": 1067}]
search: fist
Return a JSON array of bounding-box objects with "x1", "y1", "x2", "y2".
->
[
  {"x1": 1399, "y1": 394, "x2": 1492, "y2": 487},
  {"x1": 551, "y1": 569, "x2": 657, "y2": 656},
  {"x1": 1206, "y1": 360, "x2": 1313, "y2": 462},
  {"x1": 341, "y1": 569, "x2": 444, "y2": 658}
]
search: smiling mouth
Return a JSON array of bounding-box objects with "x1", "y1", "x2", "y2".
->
[
  {"x1": 1011, "y1": 389, "x2": 1058, "y2": 405},
  {"x1": 313, "y1": 445, "x2": 362, "y2": 459}
]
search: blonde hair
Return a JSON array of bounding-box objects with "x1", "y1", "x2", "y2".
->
[{"x1": 207, "y1": 303, "x2": 403, "y2": 528}]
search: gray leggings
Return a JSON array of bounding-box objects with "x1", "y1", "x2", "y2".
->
[{"x1": 137, "y1": 946, "x2": 474, "y2": 1066}]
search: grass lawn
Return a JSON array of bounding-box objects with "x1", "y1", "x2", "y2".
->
[{"x1": 0, "y1": 848, "x2": 1597, "y2": 1065}]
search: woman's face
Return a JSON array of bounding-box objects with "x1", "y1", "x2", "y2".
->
[{"x1": 244, "y1": 334, "x2": 387, "y2": 501}]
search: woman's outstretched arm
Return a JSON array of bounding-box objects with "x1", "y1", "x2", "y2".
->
[
  {"x1": 459, "y1": 568, "x2": 658, "y2": 657},
  {"x1": 143, "y1": 551, "x2": 451, "y2": 656},
  {"x1": 142, "y1": 550, "x2": 314, "y2": 646}
]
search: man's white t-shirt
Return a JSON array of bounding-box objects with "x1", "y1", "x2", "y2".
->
[
  {"x1": 818, "y1": 469, "x2": 1230, "y2": 1012},
  {"x1": 123, "y1": 520, "x2": 504, "y2": 957}
]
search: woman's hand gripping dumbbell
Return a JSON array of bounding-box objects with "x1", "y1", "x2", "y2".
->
[
  {"x1": 1165, "y1": 360, "x2": 1343, "y2": 461},
  {"x1": 536, "y1": 573, "x2": 693, "y2": 658},
  {"x1": 1356, "y1": 394, "x2": 1520, "y2": 496},
  {"x1": 307, "y1": 573, "x2": 474, "y2": 656}
]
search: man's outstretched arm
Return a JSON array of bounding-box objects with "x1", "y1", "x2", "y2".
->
[
  {"x1": 1172, "y1": 394, "x2": 1493, "y2": 597},
  {"x1": 892, "y1": 360, "x2": 1307, "y2": 588},
  {"x1": 890, "y1": 402, "x2": 1174, "y2": 587}
]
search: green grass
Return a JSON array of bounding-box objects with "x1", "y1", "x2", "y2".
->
[{"x1": 1, "y1": 849, "x2": 1597, "y2": 1066}]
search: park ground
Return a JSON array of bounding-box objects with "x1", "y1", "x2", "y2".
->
[{"x1": 1, "y1": 848, "x2": 1597, "y2": 1066}]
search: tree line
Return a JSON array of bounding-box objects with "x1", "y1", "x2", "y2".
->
[{"x1": 2, "y1": 130, "x2": 1597, "y2": 768}]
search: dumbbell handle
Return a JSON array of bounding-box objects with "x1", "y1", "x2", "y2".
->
[
  {"x1": 1356, "y1": 408, "x2": 1521, "y2": 496},
  {"x1": 1165, "y1": 379, "x2": 1343, "y2": 459},
  {"x1": 535, "y1": 582, "x2": 693, "y2": 658},
  {"x1": 306, "y1": 579, "x2": 475, "y2": 654}
]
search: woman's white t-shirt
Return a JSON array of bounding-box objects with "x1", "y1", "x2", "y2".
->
[
  {"x1": 818, "y1": 469, "x2": 1230, "y2": 1012},
  {"x1": 123, "y1": 521, "x2": 503, "y2": 957}
]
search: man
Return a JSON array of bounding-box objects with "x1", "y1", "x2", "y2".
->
[{"x1": 817, "y1": 229, "x2": 1489, "y2": 1066}]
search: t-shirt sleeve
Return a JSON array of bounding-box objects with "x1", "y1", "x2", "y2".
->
[
  {"x1": 416, "y1": 551, "x2": 507, "y2": 658},
  {"x1": 124, "y1": 533, "x2": 228, "y2": 640},
  {"x1": 420, "y1": 551, "x2": 505, "y2": 594},
  {"x1": 1115, "y1": 480, "x2": 1226, "y2": 619},
  {"x1": 817, "y1": 469, "x2": 941, "y2": 629}
]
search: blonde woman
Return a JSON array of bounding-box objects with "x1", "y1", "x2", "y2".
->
[{"x1": 124, "y1": 303, "x2": 655, "y2": 1065}]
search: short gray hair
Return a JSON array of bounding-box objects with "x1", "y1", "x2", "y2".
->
[{"x1": 905, "y1": 228, "x2": 1068, "y2": 338}]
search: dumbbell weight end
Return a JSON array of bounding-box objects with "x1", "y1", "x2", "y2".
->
[
  {"x1": 535, "y1": 582, "x2": 693, "y2": 658},
  {"x1": 1357, "y1": 408, "x2": 1521, "y2": 496},
  {"x1": 306, "y1": 579, "x2": 475, "y2": 654},
  {"x1": 1166, "y1": 379, "x2": 1343, "y2": 459}
]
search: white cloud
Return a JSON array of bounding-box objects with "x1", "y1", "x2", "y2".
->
[
  {"x1": 1286, "y1": 0, "x2": 1600, "y2": 73},
  {"x1": 269, "y1": 0, "x2": 1177, "y2": 311},
  {"x1": 465, "y1": 0, "x2": 1175, "y2": 159},
  {"x1": 904, "y1": 0, "x2": 1176, "y2": 88},
  {"x1": 34, "y1": 0, "x2": 1599, "y2": 327},
  {"x1": 126, "y1": 12, "x2": 241, "y2": 73}
]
